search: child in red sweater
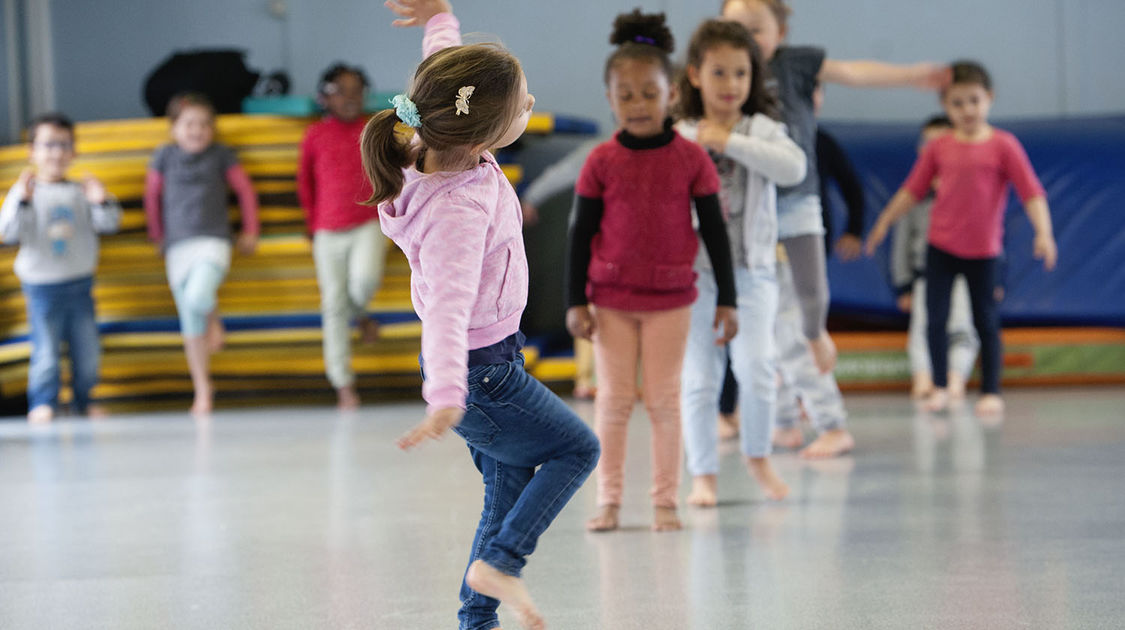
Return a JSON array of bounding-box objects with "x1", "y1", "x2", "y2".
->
[
  {"x1": 567, "y1": 10, "x2": 738, "y2": 532},
  {"x1": 298, "y1": 63, "x2": 386, "y2": 409}
]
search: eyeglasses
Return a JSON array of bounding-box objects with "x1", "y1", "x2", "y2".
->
[{"x1": 34, "y1": 141, "x2": 74, "y2": 151}]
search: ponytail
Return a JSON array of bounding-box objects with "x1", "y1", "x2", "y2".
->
[{"x1": 361, "y1": 109, "x2": 419, "y2": 206}]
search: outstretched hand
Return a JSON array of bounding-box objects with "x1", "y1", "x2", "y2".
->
[
  {"x1": 864, "y1": 222, "x2": 889, "y2": 257},
  {"x1": 397, "y1": 406, "x2": 464, "y2": 450},
  {"x1": 913, "y1": 63, "x2": 952, "y2": 90},
  {"x1": 385, "y1": 0, "x2": 452, "y2": 27}
]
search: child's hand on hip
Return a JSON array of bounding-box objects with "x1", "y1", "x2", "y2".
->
[
  {"x1": 1034, "y1": 233, "x2": 1057, "y2": 271},
  {"x1": 566, "y1": 305, "x2": 596, "y2": 340},
  {"x1": 714, "y1": 306, "x2": 738, "y2": 344},
  {"x1": 398, "y1": 407, "x2": 464, "y2": 450},
  {"x1": 385, "y1": 0, "x2": 452, "y2": 27}
]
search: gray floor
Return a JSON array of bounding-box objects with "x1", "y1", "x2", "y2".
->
[{"x1": 1, "y1": 388, "x2": 1124, "y2": 630}]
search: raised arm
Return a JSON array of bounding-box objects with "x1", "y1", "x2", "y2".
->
[
  {"x1": 0, "y1": 172, "x2": 36, "y2": 244},
  {"x1": 385, "y1": 0, "x2": 460, "y2": 57},
  {"x1": 819, "y1": 59, "x2": 950, "y2": 90}
]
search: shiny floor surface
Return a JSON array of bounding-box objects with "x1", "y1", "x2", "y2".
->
[{"x1": 1, "y1": 388, "x2": 1123, "y2": 630}]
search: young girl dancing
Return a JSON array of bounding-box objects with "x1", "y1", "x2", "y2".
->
[
  {"x1": 369, "y1": 2, "x2": 600, "y2": 628},
  {"x1": 675, "y1": 19, "x2": 806, "y2": 505},
  {"x1": 145, "y1": 93, "x2": 259, "y2": 415},
  {"x1": 722, "y1": 0, "x2": 949, "y2": 375},
  {"x1": 866, "y1": 61, "x2": 1057, "y2": 416},
  {"x1": 567, "y1": 10, "x2": 738, "y2": 532}
]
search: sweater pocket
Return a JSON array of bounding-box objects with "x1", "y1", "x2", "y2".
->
[{"x1": 496, "y1": 242, "x2": 527, "y2": 320}]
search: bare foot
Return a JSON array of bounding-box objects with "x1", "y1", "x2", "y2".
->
[
  {"x1": 947, "y1": 372, "x2": 967, "y2": 400},
  {"x1": 652, "y1": 506, "x2": 682, "y2": 531},
  {"x1": 912, "y1": 372, "x2": 934, "y2": 399},
  {"x1": 573, "y1": 383, "x2": 596, "y2": 400},
  {"x1": 975, "y1": 394, "x2": 1005, "y2": 417},
  {"x1": 357, "y1": 316, "x2": 381, "y2": 345},
  {"x1": 687, "y1": 475, "x2": 718, "y2": 507},
  {"x1": 28, "y1": 404, "x2": 54, "y2": 424},
  {"x1": 85, "y1": 404, "x2": 109, "y2": 420},
  {"x1": 586, "y1": 504, "x2": 620, "y2": 532},
  {"x1": 746, "y1": 457, "x2": 789, "y2": 501},
  {"x1": 465, "y1": 560, "x2": 545, "y2": 630},
  {"x1": 809, "y1": 332, "x2": 837, "y2": 374},
  {"x1": 718, "y1": 411, "x2": 739, "y2": 440},
  {"x1": 336, "y1": 385, "x2": 361, "y2": 410},
  {"x1": 772, "y1": 426, "x2": 805, "y2": 449},
  {"x1": 924, "y1": 388, "x2": 949, "y2": 412},
  {"x1": 799, "y1": 428, "x2": 855, "y2": 459},
  {"x1": 206, "y1": 314, "x2": 225, "y2": 354}
]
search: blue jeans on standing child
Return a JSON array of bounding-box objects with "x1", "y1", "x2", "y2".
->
[
  {"x1": 22, "y1": 276, "x2": 101, "y2": 413},
  {"x1": 449, "y1": 352, "x2": 600, "y2": 630}
]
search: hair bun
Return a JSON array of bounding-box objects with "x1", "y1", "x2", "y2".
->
[{"x1": 609, "y1": 9, "x2": 674, "y2": 54}]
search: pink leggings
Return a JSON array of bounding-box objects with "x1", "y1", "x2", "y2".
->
[{"x1": 592, "y1": 305, "x2": 691, "y2": 508}]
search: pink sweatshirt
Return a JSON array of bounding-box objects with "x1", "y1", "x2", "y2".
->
[
  {"x1": 902, "y1": 129, "x2": 1044, "y2": 259},
  {"x1": 378, "y1": 13, "x2": 528, "y2": 414}
]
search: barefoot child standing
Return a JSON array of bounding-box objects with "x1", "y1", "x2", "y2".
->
[
  {"x1": 567, "y1": 10, "x2": 738, "y2": 532},
  {"x1": 866, "y1": 61, "x2": 1057, "y2": 417},
  {"x1": 674, "y1": 19, "x2": 806, "y2": 505},
  {"x1": 368, "y1": 2, "x2": 600, "y2": 628}
]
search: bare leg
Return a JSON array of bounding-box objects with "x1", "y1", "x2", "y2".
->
[
  {"x1": 465, "y1": 560, "x2": 545, "y2": 630},
  {"x1": 912, "y1": 371, "x2": 935, "y2": 399},
  {"x1": 947, "y1": 370, "x2": 967, "y2": 399},
  {"x1": 205, "y1": 312, "x2": 225, "y2": 354},
  {"x1": 925, "y1": 388, "x2": 949, "y2": 412},
  {"x1": 184, "y1": 335, "x2": 213, "y2": 416},
  {"x1": 356, "y1": 316, "x2": 381, "y2": 345},
  {"x1": 975, "y1": 394, "x2": 1004, "y2": 416},
  {"x1": 718, "y1": 411, "x2": 739, "y2": 440}
]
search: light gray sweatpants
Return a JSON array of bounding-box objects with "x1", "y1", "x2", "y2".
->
[
  {"x1": 775, "y1": 253, "x2": 847, "y2": 432},
  {"x1": 312, "y1": 219, "x2": 387, "y2": 389}
]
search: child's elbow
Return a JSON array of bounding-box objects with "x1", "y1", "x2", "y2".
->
[{"x1": 777, "y1": 158, "x2": 807, "y2": 187}]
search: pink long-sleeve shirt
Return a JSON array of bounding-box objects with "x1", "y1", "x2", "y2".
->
[
  {"x1": 902, "y1": 129, "x2": 1044, "y2": 259},
  {"x1": 378, "y1": 13, "x2": 528, "y2": 414}
]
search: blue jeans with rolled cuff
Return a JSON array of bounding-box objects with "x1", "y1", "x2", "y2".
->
[{"x1": 443, "y1": 352, "x2": 600, "y2": 630}]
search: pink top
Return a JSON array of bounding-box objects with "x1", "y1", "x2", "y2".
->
[
  {"x1": 298, "y1": 116, "x2": 378, "y2": 233},
  {"x1": 377, "y1": 13, "x2": 527, "y2": 414},
  {"x1": 902, "y1": 129, "x2": 1044, "y2": 259}
]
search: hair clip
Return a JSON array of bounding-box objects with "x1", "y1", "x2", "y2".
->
[
  {"x1": 392, "y1": 94, "x2": 422, "y2": 128},
  {"x1": 455, "y1": 86, "x2": 475, "y2": 116},
  {"x1": 633, "y1": 35, "x2": 657, "y2": 46}
]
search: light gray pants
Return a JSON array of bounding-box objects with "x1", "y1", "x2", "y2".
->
[
  {"x1": 908, "y1": 276, "x2": 980, "y2": 379},
  {"x1": 775, "y1": 255, "x2": 847, "y2": 432},
  {"x1": 312, "y1": 219, "x2": 387, "y2": 389}
]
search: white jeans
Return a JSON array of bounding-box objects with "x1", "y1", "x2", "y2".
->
[
  {"x1": 909, "y1": 276, "x2": 979, "y2": 379},
  {"x1": 681, "y1": 266, "x2": 779, "y2": 472},
  {"x1": 312, "y1": 219, "x2": 387, "y2": 388}
]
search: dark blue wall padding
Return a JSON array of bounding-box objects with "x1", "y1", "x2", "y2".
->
[{"x1": 821, "y1": 116, "x2": 1125, "y2": 326}]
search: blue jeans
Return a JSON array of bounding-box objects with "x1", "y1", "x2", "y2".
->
[
  {"x1": 451, "y1": 354, "x2": 600, "y2": 630},
  {"x1": 22, "y1": 276, "x2": 101, "y2": 412},
  {"x1": 682, "y1": 267, "x2": 779, "y2": 469}
]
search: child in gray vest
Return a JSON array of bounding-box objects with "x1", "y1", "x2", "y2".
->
[{"x1": 144, "y1": 93, "x2": 259, "y2": 416}]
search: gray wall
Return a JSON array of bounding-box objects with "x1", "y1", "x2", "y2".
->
[{"x1": 31, "y1": 0, "x2": 1125, "y2": 130}]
